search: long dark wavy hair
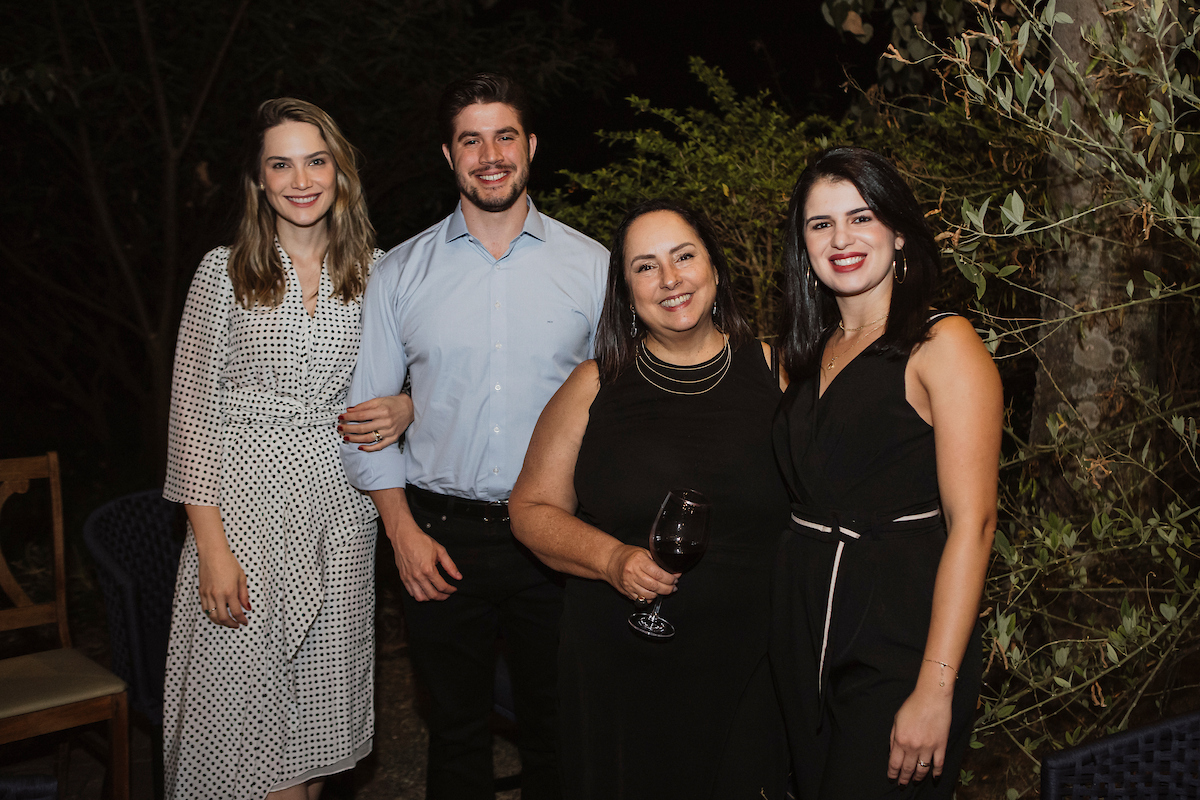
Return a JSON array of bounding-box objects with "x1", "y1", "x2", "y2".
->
[
  {"x1": 595, "y1": 199, "x2": 754, "y2": 386},
  {"x1": 778, "y1": 146, "x2": 939, "y2": 379}
]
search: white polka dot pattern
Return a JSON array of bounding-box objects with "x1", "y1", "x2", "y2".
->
[{"x1": 162, "y1": 246, "x2": 382, "y2": 799}]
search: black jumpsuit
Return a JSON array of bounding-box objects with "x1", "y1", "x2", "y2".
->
[{"x1": 770, "y1": 331, "x2": 982, "y2": 799}]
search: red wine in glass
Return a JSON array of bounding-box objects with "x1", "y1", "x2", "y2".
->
[{"x1": 628, "y1": 488, "x2": 711, "y2": 640}]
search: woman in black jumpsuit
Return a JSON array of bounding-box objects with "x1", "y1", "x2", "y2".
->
[{"x1": 770, "y1": 147, "x2": 1003, "y2": 798}]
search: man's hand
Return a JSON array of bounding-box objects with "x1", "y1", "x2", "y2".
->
[
  {"x1": 371, "y1": 487, "x2": 462, "y2": 602},
  {"x1": 388, "y1": 515, "x2": 462, "y2": 601}
]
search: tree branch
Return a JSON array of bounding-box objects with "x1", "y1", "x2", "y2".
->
[
  {"x1": 0, "y1": 240, "x2": 142, "y2": 335},
  {"x1": 50, "y1": 0, "x2": 155, "y2": 337}
]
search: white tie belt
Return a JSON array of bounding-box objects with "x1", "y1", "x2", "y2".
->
[{"x1": 788, "y1": 507, "x2": 942, "y2": 696}]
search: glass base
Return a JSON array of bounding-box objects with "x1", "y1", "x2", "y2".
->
[{"x1": 628, "y1": 611, "x2": 675, "y2": 640}]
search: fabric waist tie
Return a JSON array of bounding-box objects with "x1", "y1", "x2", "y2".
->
[
  {"x1": 788, "y1": 505, "x2": 941, "y2": 710},
  {"x1": 222, "y1": 388, "x2": 342, "y2": 427}
]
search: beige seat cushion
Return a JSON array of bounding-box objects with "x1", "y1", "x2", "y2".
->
[{"x1": 0, "y1": 648, "x2": 127, "y2": 718}]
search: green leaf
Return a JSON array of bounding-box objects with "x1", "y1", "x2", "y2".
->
[
  {"x1": 1127, "y1": 279, "x2": 1135, "y2": 298},
  {"x1": 988, "y1": 47, "x2": 1002, "y2": 82}
]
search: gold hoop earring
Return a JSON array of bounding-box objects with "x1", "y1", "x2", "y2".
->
[{"x1": 893, "y1": 249, "x2": 908, "y2": 284}]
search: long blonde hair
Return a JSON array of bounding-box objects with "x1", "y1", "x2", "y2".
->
[{"x1": 229, "y1": 98, "x2": 375, "y2": 309}]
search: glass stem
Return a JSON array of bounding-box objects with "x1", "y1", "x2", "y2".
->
[{"x1": 647, "y1": 596, "x2": 665, "y2": 624}]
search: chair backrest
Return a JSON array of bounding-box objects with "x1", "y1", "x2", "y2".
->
[
  {"x1": 0, "y1": 452, "x2": 71, "y2": 649},
  {"x1": 82, "y1": 490, "x2": 186, "y2": 724},
  {"x1": 1041, "y1": 708, "x2": 1200, "y2": 799}
]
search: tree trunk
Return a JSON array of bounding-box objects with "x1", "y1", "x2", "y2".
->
[{"x1": 1031, "y1": 0, "x2": 1160, "y2": 482}]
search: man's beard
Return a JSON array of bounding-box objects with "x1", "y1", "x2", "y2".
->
[{"x1": 457, "y1": 162, "x2": 530, "y2": 213}]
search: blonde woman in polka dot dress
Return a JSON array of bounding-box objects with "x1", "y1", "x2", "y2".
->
[{"x1": 163, "y1": 98, "x2": 410, "y2": 800}]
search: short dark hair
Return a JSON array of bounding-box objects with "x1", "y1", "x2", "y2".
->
[
  {"x1": 595, "y1": 199, "x2": 754, "y2": 386},
  {"x1": 437, "y1": 72, "x2": 533, "y2": 145},
  {"x1": 778, "y1": 146, "x2": 940, "y2": 379}
]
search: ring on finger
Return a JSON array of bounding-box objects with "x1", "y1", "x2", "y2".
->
[
  {"x1": 916, "y1": 760, "x2": 931, "y2": 768},
  {"x1": 372, "y1": 430, "x2": 382, "y2": 443}
]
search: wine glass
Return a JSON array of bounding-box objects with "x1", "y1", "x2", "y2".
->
[{"x1": 628, "y1": 488, "x2": 711, "y2": 640}]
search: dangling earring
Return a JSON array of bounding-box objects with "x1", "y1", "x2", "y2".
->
[
  {"x1": 629, "y1": 304, "x2": 638, "y2": 339},
  {"x1": 712, "y1": 296, "x2": 718, "y2": 318},
  {"x1": 807, "y1": 267, "x2": 819, "y2": 293},
  {"x1": 258, "y1": 182, "x2": 265, "y2": 191},
  {"x1": 893, "y1": 249, "x2": 908, "y2": 284}
]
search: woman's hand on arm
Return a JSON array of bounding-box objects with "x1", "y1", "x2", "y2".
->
[
  {"x1": 339, "y1": 393, "x2": 414, "y2": 450},
  {"x1": 186, "y1": 504, "x2": 251, "y2": 629},
  {"x1": 890, "y1": 316, "x2": 1003, "y2": 785},
  {"x1": 509, "y1": 361, "x2": 678, "y2": 600}
]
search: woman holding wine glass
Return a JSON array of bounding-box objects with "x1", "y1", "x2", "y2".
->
[
  {"x1": 510, "y1": 200, "x2": 790, "y2": 799},
  {"x1": 771, "y1": 146, "x2": 1002, "y2": 797}
]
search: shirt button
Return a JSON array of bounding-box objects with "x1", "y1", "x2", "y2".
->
[
  {"x1": 495, "y1": 384, "x2": 501, "y2": 391},
  {"x1": 493, "y1": 426, "x2": 500, "y2": 433},
  {"x1": 494, "y1": 302, "x2": 501, "y2": 308},
  {"x1": 495, "y1": 343, "x2": 502, "y2": 350},
  {"x1": 493, "y1": 467, "x2": 500, "y2": 474}
]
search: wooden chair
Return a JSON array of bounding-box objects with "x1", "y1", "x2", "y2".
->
[{"x1": 0, "y1": 452, "x2": 129, "y2": 800}]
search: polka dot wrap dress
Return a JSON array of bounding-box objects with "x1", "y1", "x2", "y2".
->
[{"x1": 163, "y1": 245, "x2": 381, "y2": 799}]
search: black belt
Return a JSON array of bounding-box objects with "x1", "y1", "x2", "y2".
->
[{"x1": 406, "y1": 484, "x2": 510, "y2": 523}]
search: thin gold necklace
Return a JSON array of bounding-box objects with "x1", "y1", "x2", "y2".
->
[
  {"x1": 824, "y1": 320, "x2": 886, "y2": 372},
  {"x1": 839, "y1": 312, "x2": 888, "y2": 332}
]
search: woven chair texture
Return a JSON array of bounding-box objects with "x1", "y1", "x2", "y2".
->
[
  {"x1": 1041, "y1": 708, "x2": 1200, "y2": 799},
  {"x1": 82, "y1": 490, "x2": 185, "y2": 726}
]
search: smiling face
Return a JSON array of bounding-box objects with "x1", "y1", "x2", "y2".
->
[
  {"x1": 802, "y1": 177, "x2": 904, "y2": 301},
  {"x1": 442, "y1": 102, "x2": 537, "y2": 214},
  {"x1": 623, "y1": 210, "x2": 720, "y2": 339},
  {"x1": 259, "y1": 120, "x2": 337, "y2": 233}
]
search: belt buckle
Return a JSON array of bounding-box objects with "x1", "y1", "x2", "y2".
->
[{"x1": 481, "y1": 501, "x2": 509, "y2": 524}]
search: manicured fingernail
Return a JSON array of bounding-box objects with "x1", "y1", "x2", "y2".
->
[
  {"x1": 358, "y1": 445, "x2": 365, "y2": 450},
  {"x1": 338, "y1": 414, "x2": 345, "y2": 420}
]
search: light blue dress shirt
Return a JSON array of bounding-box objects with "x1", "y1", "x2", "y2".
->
[{"x1": 340, "y1": 199, "x2": 608, "y2": 500}]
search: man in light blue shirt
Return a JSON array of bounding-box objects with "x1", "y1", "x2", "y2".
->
[{"x1": 341, "y1": 73, "x2": 607, "y2": 800}]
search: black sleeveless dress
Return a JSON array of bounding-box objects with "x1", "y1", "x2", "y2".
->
[
  {"x1": 769, "y1": 335, "x2": 982, "y2": 799},
  {"x1": 560, "y1": 342, "x2": 790, "y2": 800}
]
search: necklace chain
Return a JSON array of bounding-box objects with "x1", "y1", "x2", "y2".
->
[
  {"x1": 636, "y1": 337, "x2": 732, "y2": 396},
  {"x1": 824, "y1": 320, "x2": 887, "y2": 372},
  {"x1": 839, "y1": 312, "x2": 889, "y2": 333}
]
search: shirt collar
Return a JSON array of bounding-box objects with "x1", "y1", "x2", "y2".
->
[{"x1": 445, "y1": 195, "x2": 546, "y2": 244}]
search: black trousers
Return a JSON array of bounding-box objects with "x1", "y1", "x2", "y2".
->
[{"x1": 402, "y1": 499, "x2": 564, "y2": 800}]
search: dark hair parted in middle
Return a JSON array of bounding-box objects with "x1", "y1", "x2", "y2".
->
[
  {"x1": 778, "y1": 146, "x2": 940, "y2": 379},
  {"x1": 437, "y1": 72, "x2": 533, "y2": 145},
  {"x1": 595, "y1": 199, "x2": 754, "y2": 386}
]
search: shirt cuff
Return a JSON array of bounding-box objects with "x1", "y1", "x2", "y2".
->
[{"x1": 340, "y1": 441, "x2": 407, "y2": 491}]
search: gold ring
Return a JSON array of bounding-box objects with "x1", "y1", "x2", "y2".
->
[
  {"x1": 917, "y1": 760, "x2": 930, "y2": 768},
  {"x1": 205, "y1": 608, "x2": 216, "y2": 615},
  {"x1": 636, "y1": 595, "x2": 645, "y2": 602},
  {"x1": 372, "y1": 430, "x2": 382, "y2": 443}
]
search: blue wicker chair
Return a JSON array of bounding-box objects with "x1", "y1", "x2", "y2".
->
[
  {"x1": 81, "y1": 491, "x2": 185, "y2": 726},
  {"x1": 1041, "y1": 708, "x2": 1200, "y2": 799}
]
